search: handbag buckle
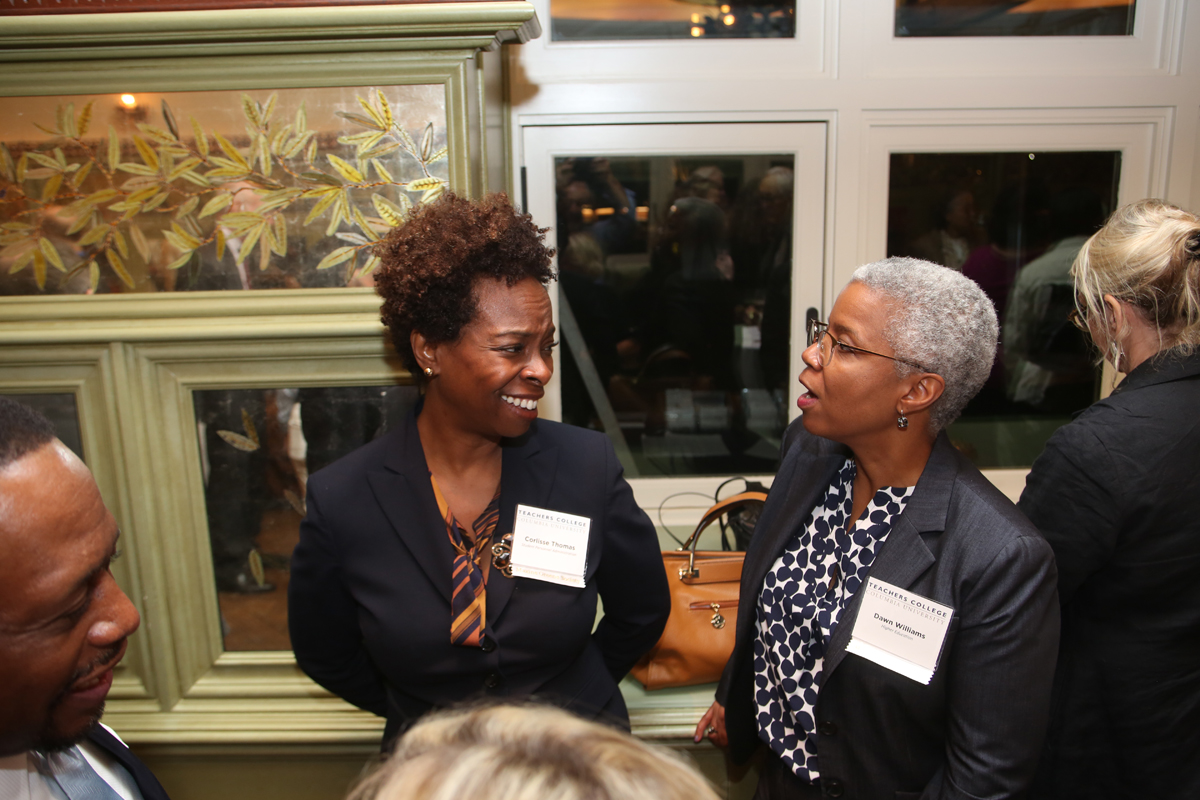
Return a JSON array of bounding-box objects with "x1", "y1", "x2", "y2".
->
[{"x1": 678, "y1": 549, "x2": 699, "y2": 580}]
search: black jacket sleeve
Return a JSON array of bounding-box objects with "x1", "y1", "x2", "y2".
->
[{"x1": 288, "y1": 484, "x2": 388, "y2": 717}]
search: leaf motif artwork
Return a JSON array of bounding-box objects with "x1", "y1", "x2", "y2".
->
[
  {"x1": 216, "y1": 429, "x2": 260, "y2": 452},
  {"x1": 0, "y1": 86, "x2": 450, "y2": 293}
]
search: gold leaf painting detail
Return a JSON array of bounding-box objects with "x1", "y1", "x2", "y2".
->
[{"x1": 0, "y1": 90, "x2": 449, "y2": 293}]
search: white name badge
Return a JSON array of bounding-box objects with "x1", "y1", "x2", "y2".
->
[
  {"x1": 845, "y1": 578, "x2": 954, "y2": 685},
  {"x1": 508, "y1": 504, "x2": 591, "y2": 588}
]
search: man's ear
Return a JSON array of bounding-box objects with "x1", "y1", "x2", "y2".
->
[
  {"x1": 411, "y1": 330, "x2": 437, "y2": 376},
  {"x1": 899, "y1": 373, "x2": 946, "y2": 417}
]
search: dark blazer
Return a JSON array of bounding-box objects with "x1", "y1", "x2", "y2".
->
[
  {"x1": 1020, "y1": 350, "x2": 1200, "y2": 800},
  {"x1": 88, "y1": 725, "x2": 171, "y2": 800},
  {"x1": 289, "y1": 411, "x2": 670, "y2": 743},
  {"x1": 717, "y1": 422, "x2": 1060, "y2": 800}
]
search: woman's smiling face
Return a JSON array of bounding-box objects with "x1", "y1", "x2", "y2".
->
[
  {"x1": 796, "y1": 281, "x2": 913, "y2": 447},
  {"x1": 421, "y1": 276, "x2": 556, "y2": 442}
]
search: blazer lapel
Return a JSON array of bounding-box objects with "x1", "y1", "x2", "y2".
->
[
  {"x1": 487, "y1": 422, "x2": 559, "y2": 626},
  {"x1": 735, "y1": 443, "x2": 848, "y2": 638},
  {"x1": 87, "y1": 725, "x2": 170, "y2": 800},
  {"x1": 823, "y1": 434, "x2": 957, "y2": 678},
  {"x1": 368, "y1": 411, "x2": 456, "y2": 604}
]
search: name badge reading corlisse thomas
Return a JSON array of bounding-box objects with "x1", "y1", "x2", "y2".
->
[
  {"x1": 508, "y1": 505, "x2": 591, "y2": 588},
  {"x1": 845, "y1": 578, "x2": 954, "y2": 685}
]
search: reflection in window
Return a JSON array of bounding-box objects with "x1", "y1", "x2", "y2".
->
[
  {"x1": 556, "y1": 155, "x2": 795, "y2": 478},
  {"x1": 895, "y1": 0, "x2": 1135, "y2": 37},
  {"x1": 194, "y1": 385, "x2": 418, "y2": 651},
  {"x1": 888, "y1": 150, "x2": 1120, "y2": 468},
  {"x1": 550, "y1": 0, "x2": 794, "y2": 41},
  {"x1": 0, "y1": 85, "x2": 448, "y2": 295},
  {"x1": 0, "y1": 392, "x2": 83, "y2": 459}
]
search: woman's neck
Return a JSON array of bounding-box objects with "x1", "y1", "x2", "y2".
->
[
  {"x1": 1118, "y1": 310, "x2": 1169, "y2": 373},
  {"x1": 847, "y1": 432, "x2": 934, "y2": 524},
  {"x1": 416, "y1": 398, "x2": 502, "y2": 480}
]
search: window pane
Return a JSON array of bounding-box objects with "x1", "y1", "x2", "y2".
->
[
  {"x1": 0, "y1": 85, "x2": 447, "y2": 295},
  {"x1": 195, "y1": 385, "x2": 417, "y2": 651},
  {"x1": 556, "y1": 155, "x2": 794, "y2": 477},
  {"x1": 0, "y1": 392, "x2": 82, "y2": 459},
  {"x1": 888, "y1": 150, "x2": 1120, "y2": 468},
  {"x1": 895, "y1": 0, "x2": 1136, "y2": 38},
  {"x1": 550, "y1": 0, "x2": 795, "y2": 41}
]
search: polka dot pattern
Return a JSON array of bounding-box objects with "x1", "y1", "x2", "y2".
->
[{"x1": 753, "y1": 458, "x2": 914, "y2": 782}]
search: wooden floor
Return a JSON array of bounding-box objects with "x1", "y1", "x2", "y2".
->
[{"x1": 216, "y1": 505, "x2": 301, "y2": 652}]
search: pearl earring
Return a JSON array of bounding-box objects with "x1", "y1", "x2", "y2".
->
[
  {"x1": 897, "y1": 414, "x2": 909, "y2": 430},
  {"x1": 424, "y1": 367, "x2": 433, "y2": 377}
]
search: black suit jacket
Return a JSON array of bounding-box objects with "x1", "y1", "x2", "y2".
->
[
  {"x1": 717, "y1": 423, "x2": 1060, "y2": 800},
  {"x1": 1020, "y1": 350, "x2": 1200, "y2": 800},
  {"x1": 289, "y1": 411, "x2": 670, "y2": 743},
  {"x1": 88, "y1": 725, "x2": 171, "y2": 800}
]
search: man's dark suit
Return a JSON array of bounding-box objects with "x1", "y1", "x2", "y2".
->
[
  {"x1": 289, "y1": 411, "x2": 670, "y2": 744},
  {"x1": 88, "y1": 725, "x2": 171, "y2": 800},
  {"x1": 717, "y1": 422, "x2": 1060, "y2": 799}
]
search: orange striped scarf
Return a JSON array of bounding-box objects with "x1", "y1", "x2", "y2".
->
[{"x1": 430, "y1": 475, "x2": 500, "y2": 647}]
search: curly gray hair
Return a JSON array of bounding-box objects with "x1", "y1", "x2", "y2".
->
[{"x1": 851, "y1": 257, "x2": 998, "y2": 432}]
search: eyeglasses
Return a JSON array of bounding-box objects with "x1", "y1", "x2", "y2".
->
[
  {"x1": 806, "y1": 318, "x2": 927, "y2": 371},
  {"x1": 1068, "y1": 308, "x2": 1088, "y2": 332}
]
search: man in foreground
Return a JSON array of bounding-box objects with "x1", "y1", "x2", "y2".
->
[{"x1": 0, "y1": 397, "x2": 170, "y2": 799}]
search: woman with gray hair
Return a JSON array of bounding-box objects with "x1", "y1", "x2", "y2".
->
[{"x1": 695, "y1": 257, "x2": 1060, "y2": 799}]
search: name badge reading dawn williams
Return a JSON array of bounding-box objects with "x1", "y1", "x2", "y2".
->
[
  {"x1": 508, "y1": 505, "x2": 591, "y2": 588},
  {"x1": 845, "y1": 578, "x2": 954, "y2": 685}
]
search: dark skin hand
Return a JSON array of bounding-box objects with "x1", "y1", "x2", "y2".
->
[{"x1": 695, "y1": 701, "x2": 728, "y2": 747}]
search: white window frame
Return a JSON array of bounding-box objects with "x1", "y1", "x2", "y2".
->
[
  {"x1": 858, "y1": 106, "x2": 1172, "y2": 495},
  {"x1": 858, "y1": 0, "x2": 1185, "y2": 79},
  {"x1": 517, "y1": 0, "x2": 834, "y2": 84},
  {"x1": 522, "y1": 120, "x2": 828, "y2": 519}
]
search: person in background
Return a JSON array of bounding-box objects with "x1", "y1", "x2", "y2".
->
[
  {"x1": 346, "y1": 703, "x2": 721, "y2": 800},
  {"x1": 0, "y1": 397, "x2": 171, "y2": 800},
  {"x1": 907, "y1": 188, "x2": 982, "y2": 271},
  {"x1": 288, "y1": 193, "x2": 669, "y2": 746},
  {"x1": 1003, "y1": 187, "x2": 1107, "y2": 411},
  {"x1": 696, "y1": 258, "x2": 1059, "y2": 799},
  {"x1": 1021, "y1": 199, "x2": 1200, "y2": 800}
]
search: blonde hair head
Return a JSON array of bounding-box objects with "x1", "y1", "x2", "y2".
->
[
  {"x1": 347, "y1": 704, "x2": 721, "y2": 800},
  {"x1": 1072, "y1": 198, "x2": 1200, "y2": 355}
]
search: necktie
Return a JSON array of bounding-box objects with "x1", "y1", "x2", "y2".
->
[{"x1": 34, "y1": 747, "x2": 125, "y2": 800}]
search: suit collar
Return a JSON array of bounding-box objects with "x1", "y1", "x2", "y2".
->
[
  {"x1": 823, "y1": 433, "x2": 957, "y2": 676},
  {"x1": 1112, "y1": 349, "x2": 1200, "y2": 395},
  {"x1": 370, "y1": 410, "x2": 456, "y2": 604},
  {"x1": 87, "y1": 724, "x2": 169, "y2": 800},
  {"x1": 742, "y1": 442, "x2": 847, "y2": 620},
  {"x1": 371, "y1": 409, "x2": 559, "y2": 623}
]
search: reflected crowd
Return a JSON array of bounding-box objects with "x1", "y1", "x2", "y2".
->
[{"x1": 2, "y1": 193, "x2": 1198, "y2": 800}]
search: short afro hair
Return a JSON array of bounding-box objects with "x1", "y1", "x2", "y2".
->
[
  {"x1": 374, "y1": 192, "x2": 556, "y2": 375},
  {"x1": 0, "y1": 397, "x2": 56, "y2": 470}
]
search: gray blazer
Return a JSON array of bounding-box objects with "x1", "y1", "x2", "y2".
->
[{"x1": 717, "y1": 422, "x2": 1060, "y2": 800}]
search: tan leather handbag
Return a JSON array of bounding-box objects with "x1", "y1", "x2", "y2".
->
[{"x1": 631, "y1": 490, "x2": 768, "y2": 690}]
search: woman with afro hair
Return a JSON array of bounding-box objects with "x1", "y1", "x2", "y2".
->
[{"x1": 289, "y1": 193, "x2": 670, "y2": 746}]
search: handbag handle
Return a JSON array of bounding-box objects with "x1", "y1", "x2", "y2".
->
[{"x1": 678, "y1": 490, "x2": 768, "y2": 579}]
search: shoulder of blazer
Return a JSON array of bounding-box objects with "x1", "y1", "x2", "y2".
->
[{"x1": 907, "y1": 433, "x2": 1043, "y2": 550}]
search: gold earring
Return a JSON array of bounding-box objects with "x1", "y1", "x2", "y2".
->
[{"x1": 424, "y1": 367, "x2": 433, "y2": 377}]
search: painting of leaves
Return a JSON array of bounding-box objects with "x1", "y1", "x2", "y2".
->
[{"x1": 0, "y1": 85, "x2": 449, "y2": 294}]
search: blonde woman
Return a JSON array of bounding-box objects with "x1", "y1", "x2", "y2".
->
[
  {"x1": 346, "y1": 703, "x2": 721, "y2": 800},
  {"x1": 1021, "y1": 199, "x2": 1200, "y2": 799}
]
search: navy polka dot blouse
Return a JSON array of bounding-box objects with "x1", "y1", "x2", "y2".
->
[{"x1": 754, "y1": 458, "x2": 914, "y2": 782}]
